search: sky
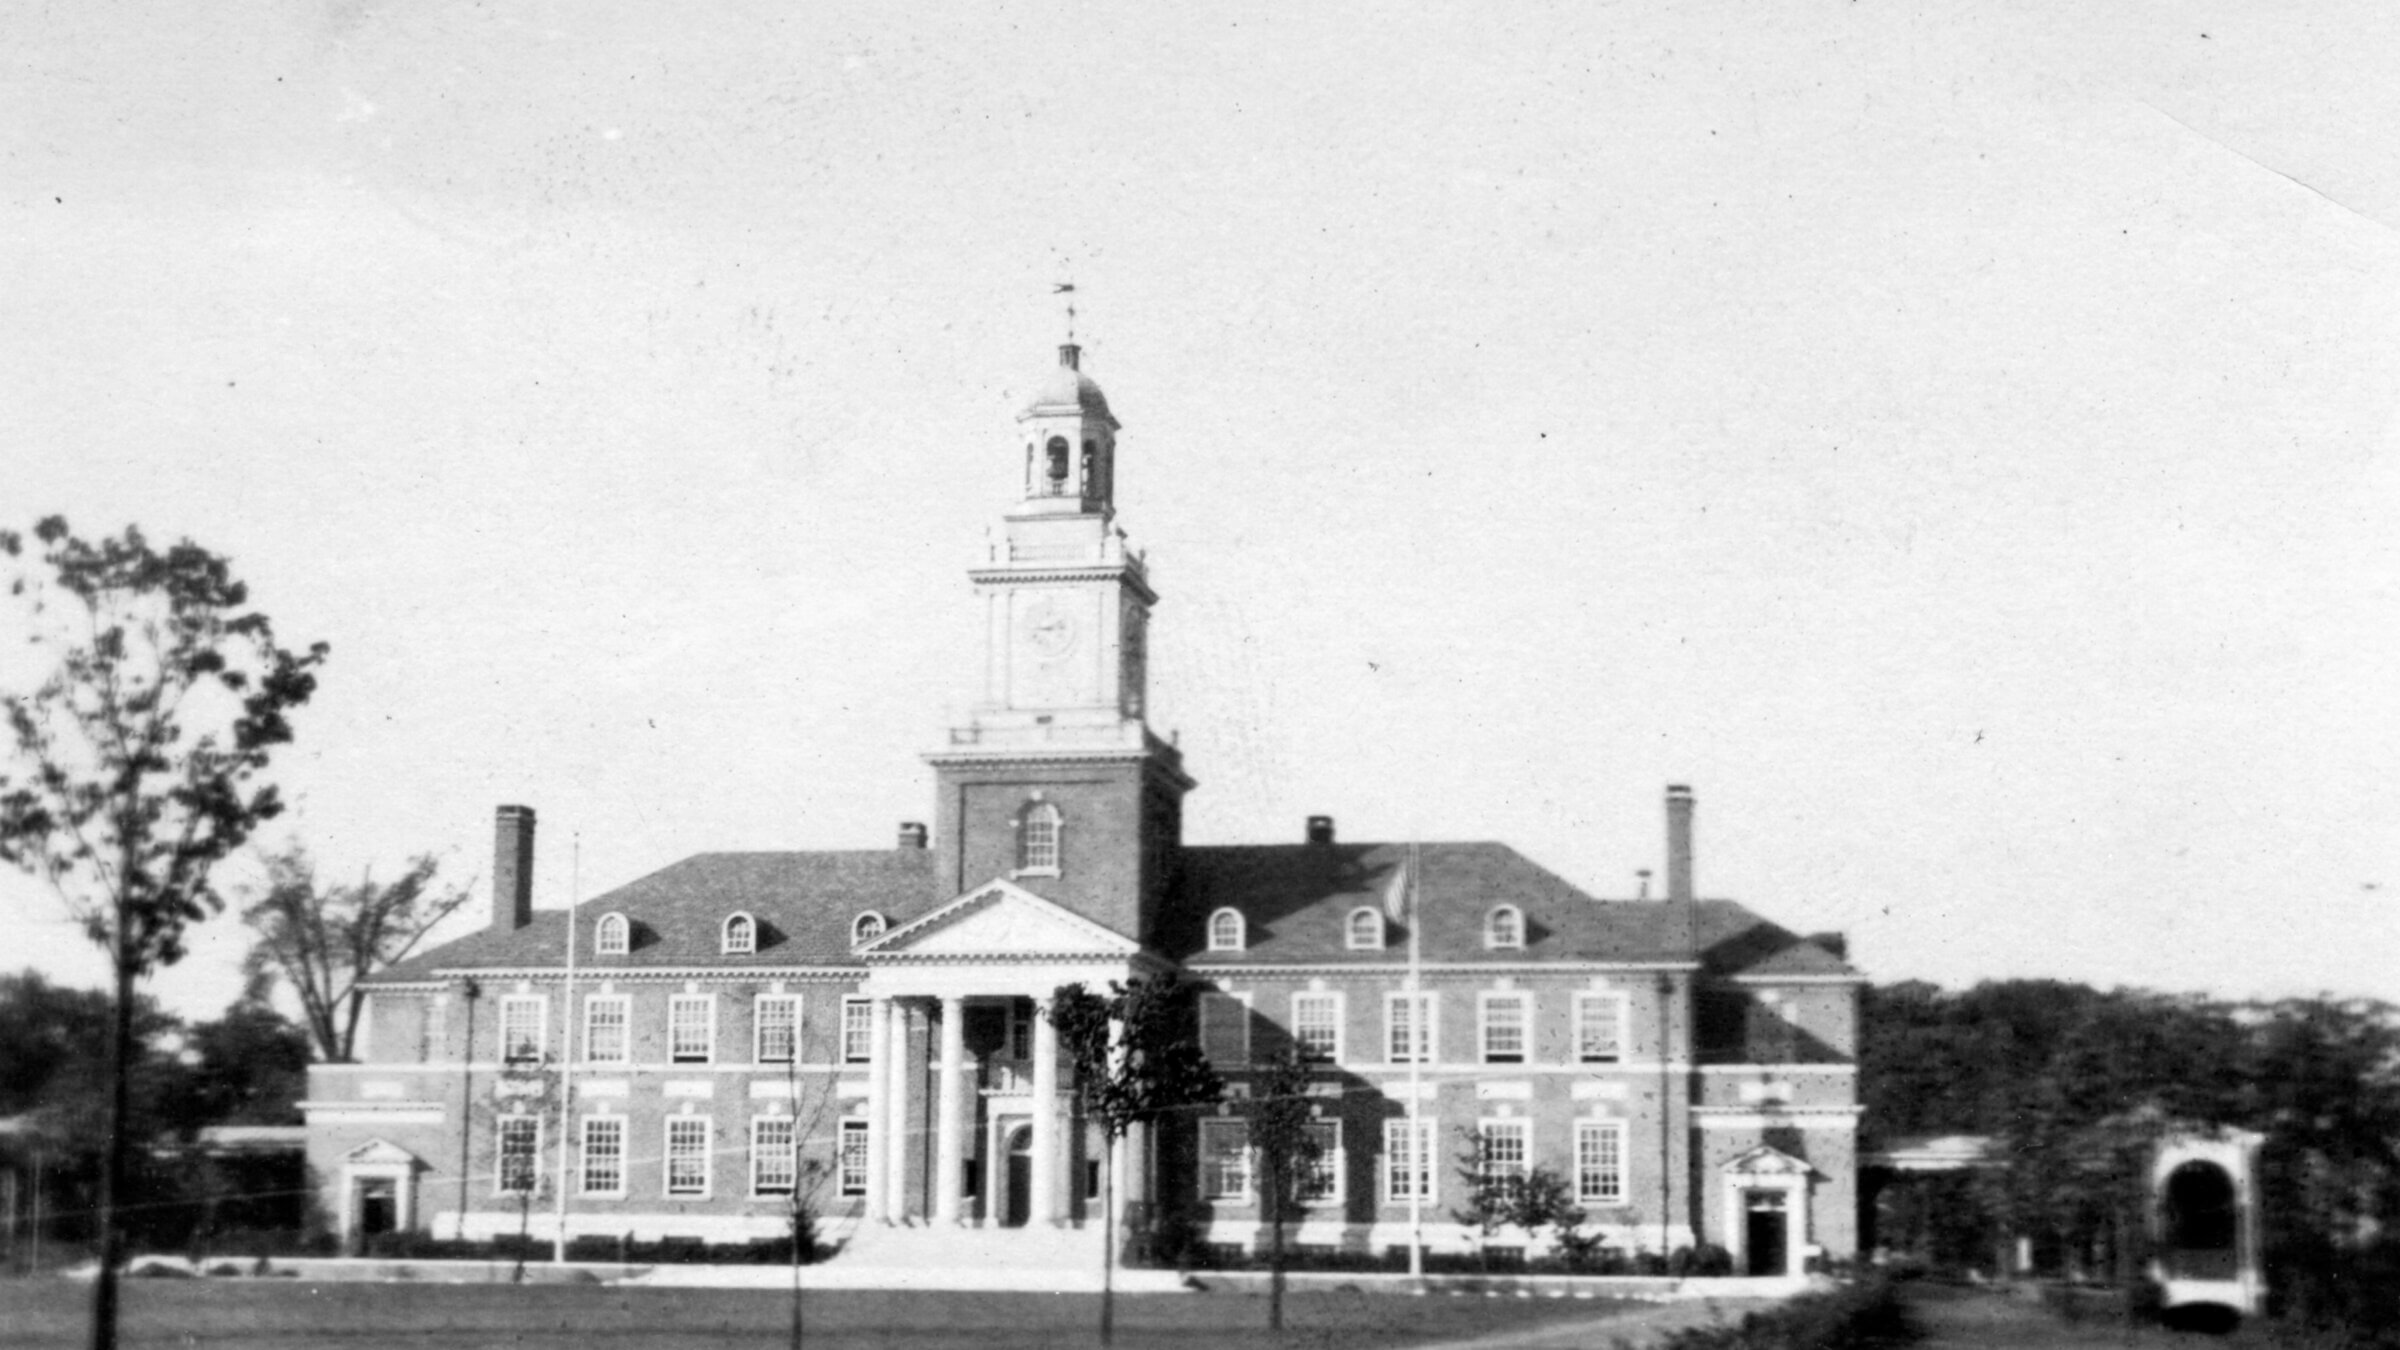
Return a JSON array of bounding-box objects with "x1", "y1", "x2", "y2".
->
[{"x1": 4, "y1": 0, "x2": 2394, "y2": 1022}]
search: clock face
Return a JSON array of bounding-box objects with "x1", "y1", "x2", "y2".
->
[{"x1": 1020, "y1": 596, "x2": 1080, "y2": 660}]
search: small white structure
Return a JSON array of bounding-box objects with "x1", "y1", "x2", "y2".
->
[{"x1": 2150, "y1": 1129, "x2": 2264, "y2": 1319}]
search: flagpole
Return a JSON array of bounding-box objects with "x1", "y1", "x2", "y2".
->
[
  {"x1": 552, "y1": 834, "x2": 580, "y2": 1264},
  {"x1": 1406, "y1": 839, "x2": 1423, "y2": 1287}
]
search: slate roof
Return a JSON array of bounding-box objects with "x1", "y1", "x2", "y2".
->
[
  {"x1": 1165, "y1": 842, "x2": 1856, "y2": 977},
  {"x1": 372, "y1": 840, "x2": 1853, "y2": 983}
]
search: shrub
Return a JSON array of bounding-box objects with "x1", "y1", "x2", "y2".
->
[{"x1": 1657, "y1": 1277, "x2": 1913, "y2": 1349}]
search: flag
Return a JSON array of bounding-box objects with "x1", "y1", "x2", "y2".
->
[{"x1": 1382, "y1": 854, "x2": 1410, "y2": 922}]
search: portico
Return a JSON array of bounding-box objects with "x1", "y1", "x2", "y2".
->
[{"x1": 856, "y1": 879, "x2": 1164, "y2": 1231}]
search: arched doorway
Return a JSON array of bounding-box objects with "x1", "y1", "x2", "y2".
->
[
  {"x1": 2159, "y1": 1160, "x2": 2239, "y2": 1281},
  {"x1": 1003, "y1": 1125, "x2": 1034, "y2": 1228}
]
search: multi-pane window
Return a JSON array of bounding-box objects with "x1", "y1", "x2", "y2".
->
[
  {"x1": 1575, "y1": 1121, "x2": 1626, "y2": 1203},
  {"x1": 669, "y1": 995, "x2": 714, "y2": 1064},
  {"x1": 754, "y1": 995, "x2": 799, "y2": 1064},
  {"x1": 1477, "y1": 1120, "x2": 1530, "y2": 1184},
  {"x1": 1300, "y1": 1120, "x2": 1341, "y2": 1203},
  {"x1": 841, "y1": 999, "x2": 873, "y2": 1064},
  {"x1": 1207, "y1": 908, "x2": 1245, "y2": 951},
  {"x1": 594, "y1": 914, "x2": 628, "y2": 955},
  {"x1": 1480, "y1": 993, "x2": 1530, "y2": 1064},
  {"x1": 1198, "y1": 993, "x2": 1249, "y2": 1068},
  {"x1": 500, "y1": 996, "x2": 545, "y2": 1063},
  {"x1": 665, "y1": 1116, "x2": 711, "y2": 1197},
  {"x1": 584, "y1": 995, "x2": 629, "y2": 1065},
  {"x1": 497, "y1": 1117, "x2": 539, "y2": 1195},
  {"x1": 1575, "y1": 993, "x2": 1627, "y2": 1064},
  {"x1": 1485, "y1": 905, "x2": 1524, "y2": 949},
  {"x1": 1291, "y1": 993, "x2": 1341, "y2": 1062},
  {"x1": 1198, "y1": 1119, "x2": 1250, "y2": 1201},
  {"x1": 751, "y1": 1116, "x2": 796, "y2": 1197},
  {"x1": 722, "y1": 913, "x2": 756, "y2": 955},
  {"x1": 851, "y1": 912, "x2": 885, "y2": 947},
  {"x1": 1345, "y1": 907, "x2": 1383, "y2": 950},
  {"x1": 580, "y1": 1117, "x2": 625, "y2": 1195},
  {"x1": 1386, "y1": 992, "x2": 1434, "y2": 1064},
  {"x1": 1383, "y1": 1119, "x2": 1435, "y2": 1203},
  {"x1": 838, "y1": 1119, "x2": 870, "y2": 1196},
  {"x1": 1019, "y1": 802, "x2": 1062, "y2": 874}
]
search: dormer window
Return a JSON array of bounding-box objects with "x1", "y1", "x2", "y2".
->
[
  {"x1": 722, "y1": 912, "x2": 756, "y2": 955},
  {"x1": 1016, "y1": 800, "x2": 1063, "y2": 876},
  {"x1": 852, "y1": 911, "x2": 886, "y2": 948},
  {"x1": 594, "y1": 913, "x2": 628, "y2": 956},
  {"x1": 1345, "y1": 907, "x2": 1384, "y2": 951},
  {"x1": 1208, "y1": 907, "x2": 1246, "y2": 952},
  {"x1": 1485, "y1": 905, "x2": 1524, "y2": 950}
]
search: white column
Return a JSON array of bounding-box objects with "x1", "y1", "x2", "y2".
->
[
  {"x1": 935, "y1": 996, "x2": 966, "y2": 1225},
  {"x1": 883, "y1": 1000, "x2": 911, "y2": 1221},
  {"x1": 864, "y1": 997, "x2": 893, "y2": 1223},
  {"x1": 1031, "y1": 1000, "x2": 1060, "y2": 1226}
]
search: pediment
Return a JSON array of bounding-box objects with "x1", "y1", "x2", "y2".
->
[
  {"x1": 1723, "y1": 1144, "x2": 1815, "y2": 1177},
  {"x1": 344, "y1": 1138, "x2": 421, "y2": 1167},
  {"x1": 863, "y1": 879, "x2": 1140, "y2": 959}
]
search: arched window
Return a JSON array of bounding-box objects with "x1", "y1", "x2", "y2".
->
[
  {"x1": 1017, "y1": 800, "x2": 1063, "y2": 875},
  {"x1": 1080, "y1": 441, "x2": 1096, "y2": 500},
  {"x1": 852, "y1": 911, "x2": 886, "y2": 947},
  {"x1": 594, "y1": 913, "x2": 628, "y2": 956},
  {"x1": 1345, "y1": 907, "x2": 1384, "y2": 951},
  {"x1": 1045, "y1": 437, "x2": 1071, "y2": 494},
  {"x1": 722, "y1": 912, "x2": 756, "y2": 956},
  {"x1": 1208, "y1": 907, "x2": 1246, "y2": 952},
  {"x1": 1484, "y1": 905, "x2": 1524, "y2": 951}
]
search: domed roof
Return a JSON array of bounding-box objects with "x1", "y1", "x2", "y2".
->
[{"x1": 1018, "y1": 344, "x2": 1116, "y2": 424}]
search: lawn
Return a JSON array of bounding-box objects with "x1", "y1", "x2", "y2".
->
[{"x1": 0, "y1": 1279, "x2": 1633, "y2": 1350}]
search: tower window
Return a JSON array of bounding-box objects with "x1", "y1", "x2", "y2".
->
[
  {"x1": 1016, "y1": 801, "x2": 1063, "y2": 876},
  {"x1": 1485, "y1": 905, "x2": 1524, "y2": 950},
  {"x1": 722, "y1": 912, "x2": 756, "y2": 955},
  {"x1": 1045, "y1": 437, "x2": 1070, "y2": 494},
  {"x1": 1207, "y1": 907, "x2": 1246, "y2": 952},
  {"x1": 1080, "y1": 441, "x2": 1096, "y2": 500}
]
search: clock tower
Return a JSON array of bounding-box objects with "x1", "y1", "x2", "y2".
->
[{"x1": 923, "y1": 343, "x2": 1192, "y2": 943}]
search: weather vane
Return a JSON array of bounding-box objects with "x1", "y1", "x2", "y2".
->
[{"x1": 1053, "y1": 279, "x2": 1077, "y2": 342}]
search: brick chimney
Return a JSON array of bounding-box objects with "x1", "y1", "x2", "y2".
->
[
  {"x1": 493, "y1": 805, "x2": 536, "y2": 931},
  {"x1": 1306, "y1": 815, "x2": 1336, "y2": 846},
  {"x1": 898, "y1": 821, "x2": 929, "y2": 850},
  {"x1": 1664, "y1": 785, "x2": 1695, "y2": 903}
]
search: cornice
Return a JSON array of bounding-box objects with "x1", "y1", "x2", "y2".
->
[
  {"x1": 421, "y1": 966, "x2": 865, "y2": 984},
  {"x1": 1183, "y1": 960, "x2": 1701, "y2": 977},
  {"x1": 968, "y1": 564, "x2": 1158, "y2": 605}
]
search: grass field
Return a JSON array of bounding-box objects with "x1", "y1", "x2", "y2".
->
[{"x1": 0, "y1": 1279, "x2": 1634, "y2": 1350}]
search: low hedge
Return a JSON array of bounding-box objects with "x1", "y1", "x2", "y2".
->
[{"x1": 1656, "y1": 1277, "x2": 1913, "y2": 1350}]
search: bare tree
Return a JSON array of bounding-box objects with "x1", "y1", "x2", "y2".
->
[
  {"x1": 239, "y1": 845, "x2": 472, "y2": 1062},
  {"x1": 0, "y1": 518, "x2": 325, "y2": 1350}
]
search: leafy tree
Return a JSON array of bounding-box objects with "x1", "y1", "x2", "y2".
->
[
  {"x1": 1050, "y1": 976, "x2": 1223, "y2": 1348},
  {"x1": 0, "y1": 517, "x2": 325, "y2": 1350},
  {"x1": 1452, "y1": 1126, "x2": 1525, "y2": 1265},
  {"x1": 1451, "y1": 1129, "x2": 1589, "y2": 1271},
  {"x1": 1248, "y1": 1050, "x2": 1321, "y2": 1331},
  {"x1": 238, "y1": 845, "x2": 471, "y2": 1062},
  {"x1": 178, "y1": 1001, "x2": 310, "y2": 1126}
]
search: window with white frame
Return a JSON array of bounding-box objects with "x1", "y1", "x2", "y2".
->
[
  {"x1": 1207, "y1": 907, "x2": 1244, "y2": 952},
  {"x1": 1345, "y1": 906, "x2": 1383, "y2": 950},
  {"x1": 1300, "y1": 1120, "x2": 1341, "y2": 1203},
  {"x1": 1484, "y1": 905, "x2": 1524, "y2": 950},
  {"x1": 851, "y1": 912, "x2": 885, "y2": 947},
  {"x1": 1480, "y1": 992, "x2": 1530, "y2": 1064},
  {"x1": 1291, "y1": 992, "x2": 1341, "y2": 1062},
  {"x1": 500, "y1": 995, "x2": 545, "y2": 1064},
  {"x1": 754, "y1": 994, "x2": 799, "y2": 1064},
  {"x1": 1386, "y1": 992, "x2": 1434, "y2": 1064},
  {"x1": 1575, "y1": 1120, "x2": 1627, "y2": 1203},
  {"x1": 751, "y1": 1116, "x2": 796, "y2": 1197},
  {"x1": 1477, "y1": 1119, "x2": 1530, "y2": 1185},
  {"x1": 665, "y1": 1116, "x2": 711, "y2": 1197},
  {"x1": 841, "y1": 998, "x2": 873, "y2": 1063},
  {"x1": 497, "y1": 1116, "x2": 539, "y2": 1195},
  {"x1": 594, "y1": 913, "x2": 628, "y2": 956},
  {"x1": 669, "y1": 995, "x2": 714, "y2": 1064},
  {"x1": 580, "y1": 1117, "x2": 625, "y2": 1195},
  {"x1": 721, "y1": 913, "x2": 756, "y2": 955},
  {"x1": 838, "y1": 1119, "x2": 870, "y2": 1196},
  {"x1": 584, "y1": 994, "x2": 629, "y2": 1065},
  {"x1": 1198, "y1": 1118, "x2": 1251, "y2": 1201},
  {"x1": 1018, "y1": 801, "x2": 1062, "y2": 874},
  {"x1": 1575, "y1": 992, "x2": 1627, "y2": 1064},
  {"x1": 1198, "y1": 993, "x2": 1249, "y2": 1068},
  {"x1": 1383, "y1": 1118, "x2": 1435, "y2": 1203}
]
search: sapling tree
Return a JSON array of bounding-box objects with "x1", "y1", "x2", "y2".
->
[
  {"x1": 1249, "y1": 1049, "x2": 1323, "y2": 1331},
  {"x1": 0, "y1": 518, "x2": 325, "y2": 1350},
  {"x1": 1050, "y1": 976, "x2": 1223, "y2": 1348}
]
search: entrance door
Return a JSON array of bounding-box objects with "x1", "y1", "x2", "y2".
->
[
  {"x1": 356, "y1": 1178, "x2": 398, "y2": 1250},
  {"x1": 1745, "y1": 1190, "x2": 1788, "y2": 1276},
  {"x1": 1003, "y1": 1126, "x2": 1033, "y2": 1228}
]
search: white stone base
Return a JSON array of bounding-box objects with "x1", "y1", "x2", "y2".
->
[{"x1": 1201, "y1": 1220, "x2": 1696, "y2": 1258}]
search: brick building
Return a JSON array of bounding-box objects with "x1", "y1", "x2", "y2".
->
[{"x1": 301, "y1": 341, "x2": 1863, "y2": 1276}]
